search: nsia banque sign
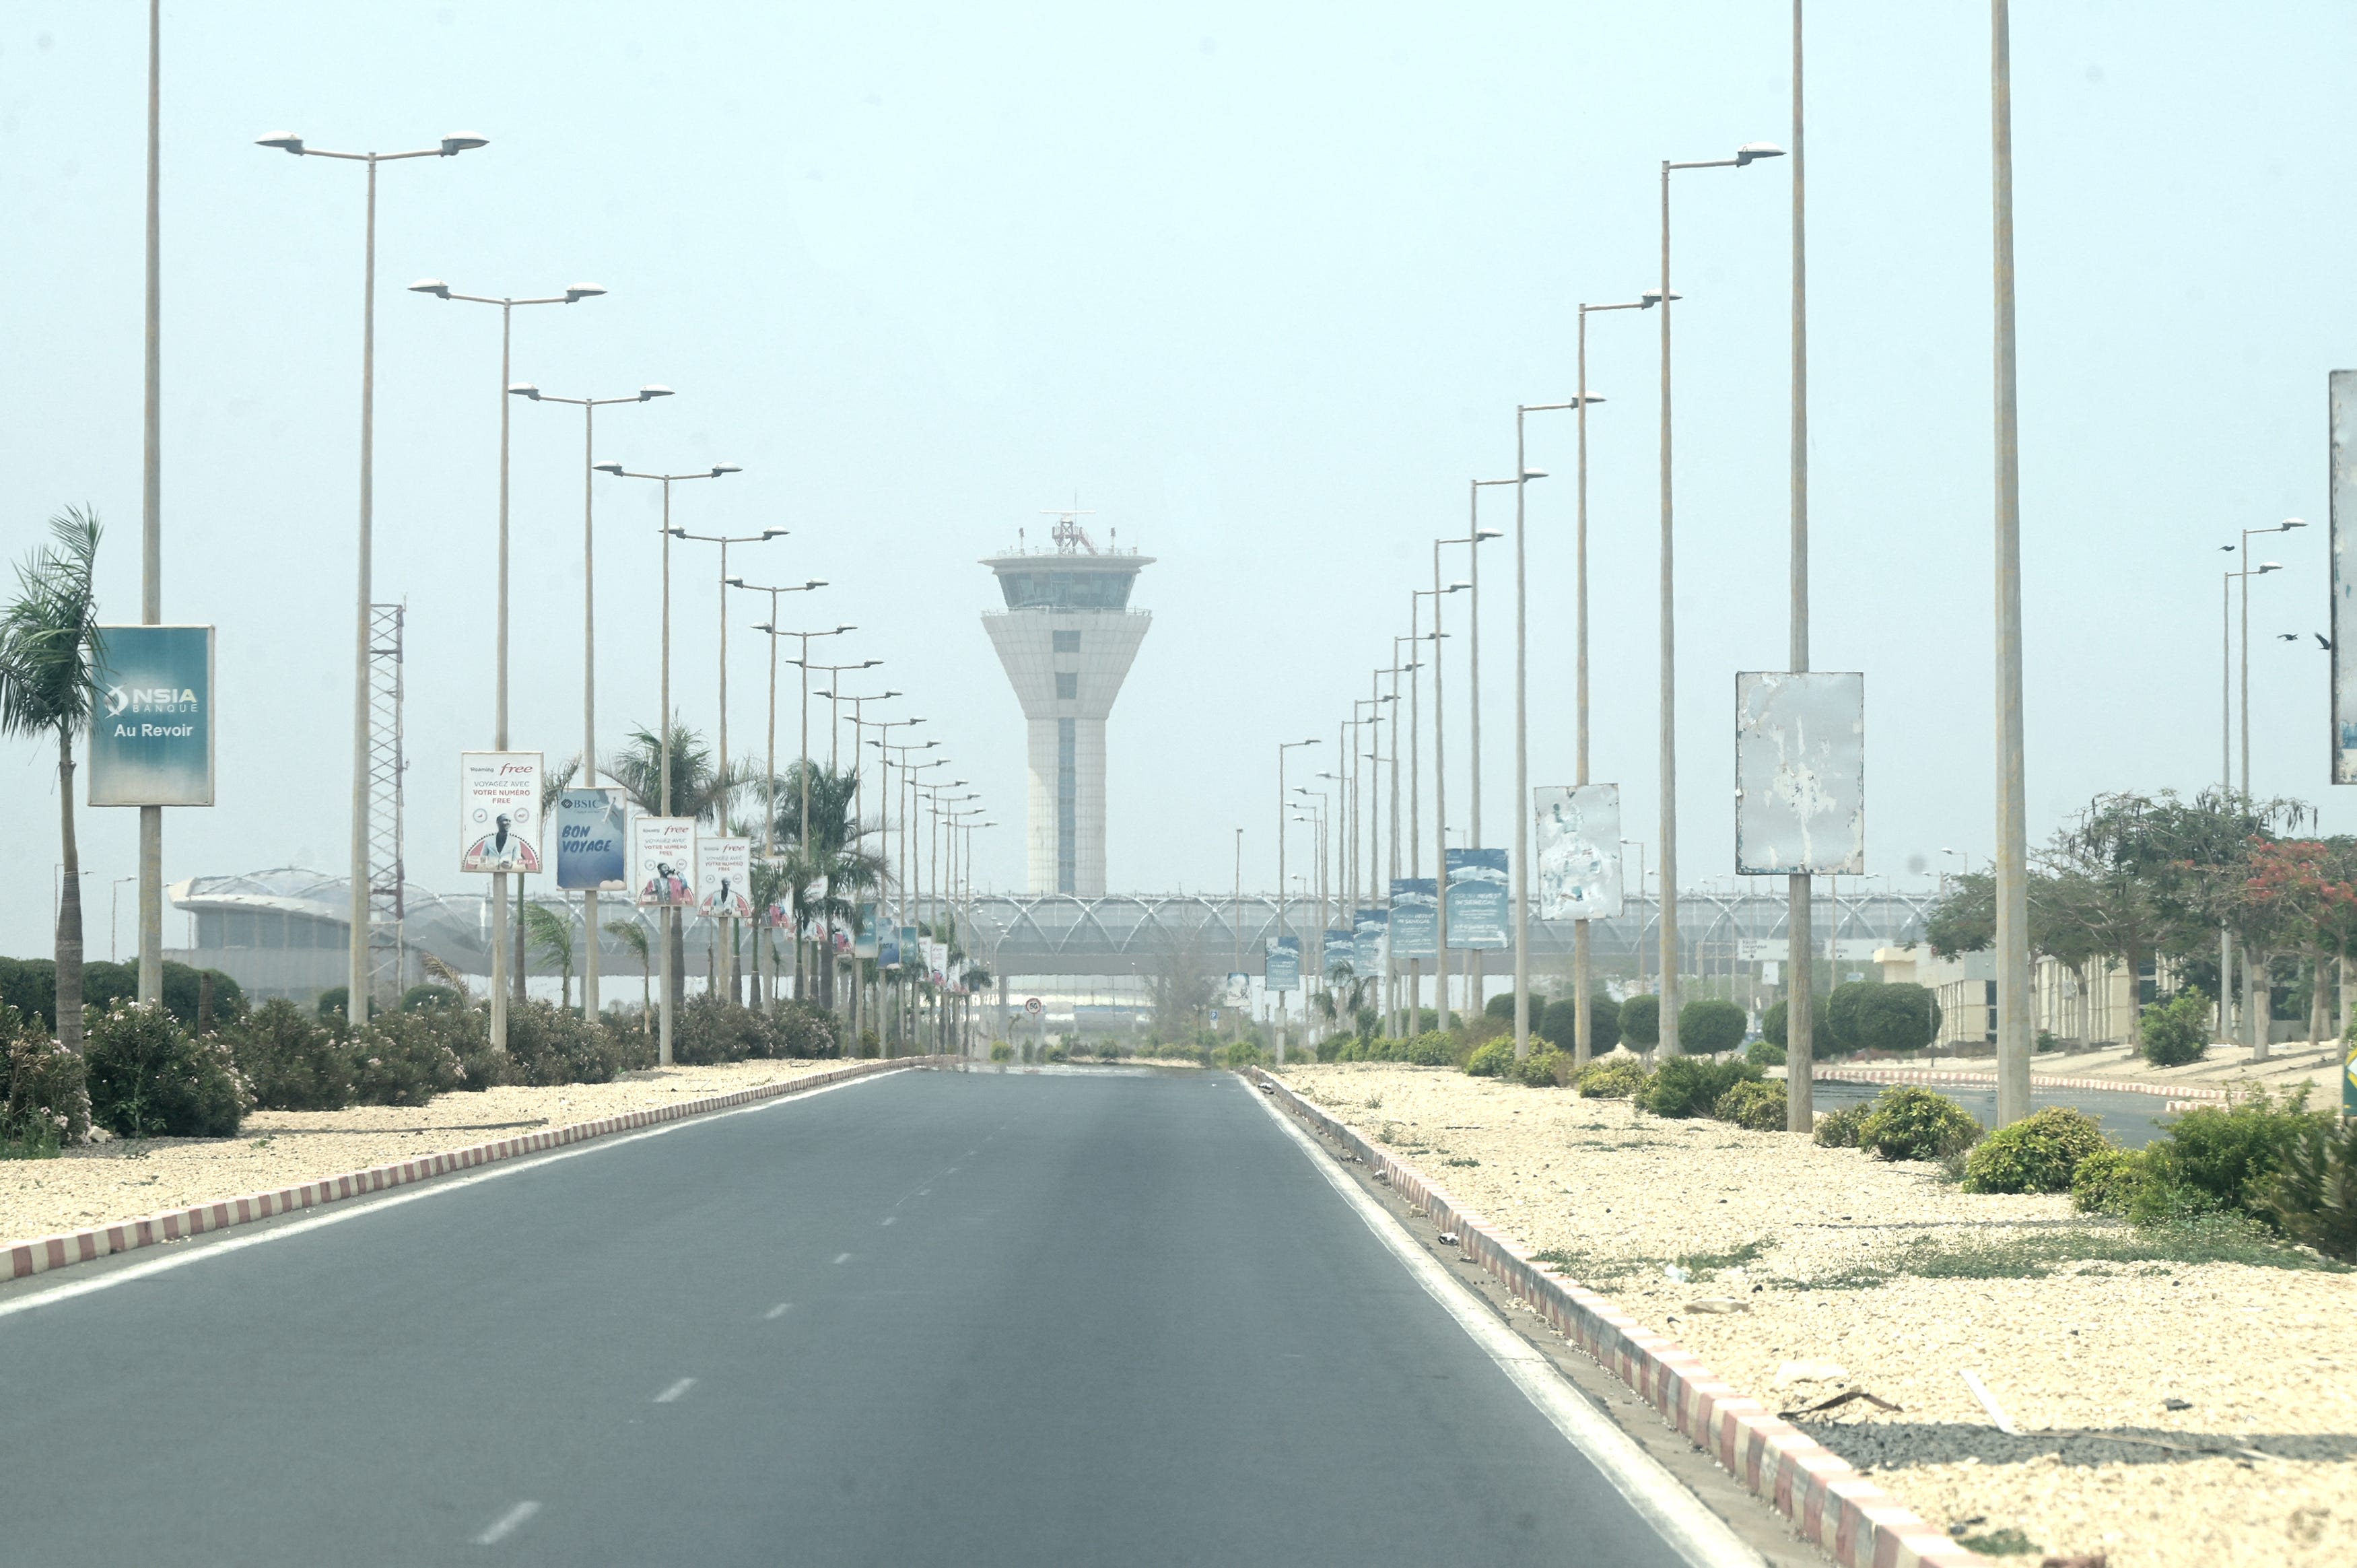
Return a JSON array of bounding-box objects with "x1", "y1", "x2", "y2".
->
[{"x1": 89, "y1": 625, "x2": 215, "y2": 808}]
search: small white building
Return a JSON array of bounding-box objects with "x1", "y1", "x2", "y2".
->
[{"x1": 1874, "y1": 944, "x2": 2156, "y2": 1049}]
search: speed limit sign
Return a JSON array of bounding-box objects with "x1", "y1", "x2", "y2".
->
[{"x1": 1024, "y1": 996, "x2": 1043, "y2": 1017}]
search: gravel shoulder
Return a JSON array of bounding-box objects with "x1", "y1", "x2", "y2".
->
[
  {"x1": 0, "y1": 1060, "x2": 853, "y2": 1247},
  {"x1": 1277, "y1": 1062, "x2": 2356, "y2": 1568}
]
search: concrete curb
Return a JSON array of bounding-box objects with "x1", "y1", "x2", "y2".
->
[
  {"x1": 1810, "y1": 1064, "x2": 2228, "y2": 1105},
  {"x1": 7, "y1": 1056, "x2": 953, "y2": 1285},
  {"x1": 1252, "y1": 1069, "x2": 1985, "y2": 1568}
]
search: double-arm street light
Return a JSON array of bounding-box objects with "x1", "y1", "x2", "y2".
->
[
  {"x1": 258, "y1": 125, "x2": 488, "y2": 1023},
  {"x1": 681, "y1": 529, "x2": 789, "y2": 1003},
  {"x1": 412, "y1": 277, "x2": 605, "y2": 1048},
  {"x1": 1431, "y1": 539, "x2": 1482, "y2": 1028},
  {"x1": 588, "y1": 458, "x2": 739, "y2": 1060},
  {"x1": 2224, "y1": 545, "x2": 2288, "y2": 1056},
  {"x1": 1498, "y1": 440, "x2": 1554, "y2": 1062},
  {"x1": 1655, "y1": 137, "x2": 1783, "y2": 1056},
  {"x1": 509, "y1": 393, "x2": 681, "y2": 1025},
  {"x1": 737, "y1": 584, "x2": 831, "y2": 1003}
]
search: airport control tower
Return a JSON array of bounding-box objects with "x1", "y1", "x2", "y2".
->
[{"x1": 982, "y1": 512, "x2": 1153, "y2": 897}]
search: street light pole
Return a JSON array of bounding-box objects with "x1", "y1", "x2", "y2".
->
[
  {"x1": 1787, "y1": 0, "x2": 1816, "y2": 1130},
  {"x1": 1990, "y1": 0, "x2": 2030, "y2": 1123},
  {"x1": 1507, "y1": 419, "x2": 1565, "y2": 1062},
  {"x1": 741, "y1": 594, "x2": 837, "y2": 1004},
  {"x1": 1431, "y1": 546, "x2": 1476, "y2": 1029},
  {"x1": 413, "y1": 279, "x2": 604, "y2": 1044},
  {"x1": 137, "y1": 0, "x2": 163, "y2": 1008},
  {"x1": 257, "y1": 126, "x2": 489, "y2": 1023},
  {"x1": 1277, "y1": 737, "x2": 1320, "y2": 1061},
  {"x1": 1656, "y1": 137, "x2": 1783, "y2": 1056}
]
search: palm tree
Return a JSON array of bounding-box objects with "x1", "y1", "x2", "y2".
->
[
  {"x1": 0, "y1": 509, "x2": 104, "y2": 1050},
  {"x1": 521, "y1": 899, "x2": 576, "y2": 1011},
  {"x1": 510, "y1": 753, "x2": 580, "y2": 1003},
  {"x1": 767, "y1": 760, "x2": 888, "y2": 1017},
  {"x1": 606, "y1": 918, "x2": 652, "y2": 1032},
  {"x1": 607, "y1": 720, "x2": 757, "y2": 1012}
]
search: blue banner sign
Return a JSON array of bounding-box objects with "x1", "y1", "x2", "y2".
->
[
  {"x1": 555, "y1": 786, "x2": 628, "y2": 891},
  {"x1": 88, "y1": 625, "x2": 214, "y2": 807},
  {"x1": 1323, "y1": 930, "x2": 1355, "y2": 978},
  {"x1": 1389, "y1": 878, "x2": 1437, "y2": 959},
  {"x1": 855, "y1": 901, "x2": 879, "y2": 959},
  {"x1": 1264, "y1": 935, "x2": 1301, "y2": 992},
  {"x1": 1354, "y1": 908, "x2": 1388, "y2": 976},
  {"x1": 1446, "y1": 847, "x2": 1510, "y2": 949}
]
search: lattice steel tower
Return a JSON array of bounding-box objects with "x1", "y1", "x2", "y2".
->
[
  {"x1": 366, "y1": 601, "x2": 408, "y2": 1002},
  {"x1": 981, "y1": 513, "x2": 1153, "y2": 897}
]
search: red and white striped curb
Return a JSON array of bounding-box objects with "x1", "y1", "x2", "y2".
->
[
  {"x1": 1253, "y1": 1069, "x2": 1985, "y2": 1568},
  {"x1": 7, "y1": 1056, "x2": 953, "y2": 1285},
  {"x1": 1810, "y1": 1064, "x2": 2230, "y2": 1105}
]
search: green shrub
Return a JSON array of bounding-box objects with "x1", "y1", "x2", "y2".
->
[
  {"x1": 1517, "y1": 1049, "x2": 1570, "y2": 1088},
  {"x1": 1464, "y1": 1039, "x2": 1515, "y2": 1077},
  {"x1": 767, "y1": 1001, "x2": 840, "y2": 1059},
  {"x1": 1814, "y1": 1101, "x2": 1871, "y2": 1148},
  {"x1": 989, "y1": 1042, "x2": 1014, "y2": 1062},
  {"x1": 1962, "y1": 1107, "x2": 2109, "y2": 1194},
  {"x1": 1856, "y1": 1086, "x2": 1982, "y2": 1163},
  {"x1": 1844, "y1": 982, "x2": 1942, "y2": 1053},
  {"x1": 1484, "y1": 992, "x2": 1528, "y2": 1022},
  {"x1": 350, "y1": 1012, "x2": 470, "y2": 1106},
  {"x1": 2071, "y1": 1145, "x2": 2152, "y2": 1215},
  {"x1": 1679, "y1": 998, "x2": 1748, "y2": 1056},
  {"x1": 3, "y1": 1007, "x2": 89, "y2": 1153},
  {"x1": 399, "y1": 984, "x2": 463, "y2": 1013},
  {"x1": 1762, "y1": 998, "x2": 1788, "y2": 1048},
  {"x1": 1574, "y1": 1054, "x2": 1651, "y2": 1099},
  {"x1": 2261, "y1": 1116, "x2": 2357, "y2": 1261},
  {"x1": 226, "y1": 998, "x2": 354, "y2": 1111},
  {"x1": 1402, "y1": 1031, "x2": 1456, "y2": 1068},
  {"x1": 1620, "y1": 994, "x2": 1660, "y2": 1049},
  {"x1": 1538, "y1": 994, "x2": 1620, "y2": 1054},
  {"x1": 85, "y1": 1002, "x2": 252, "y2": 1138},
  {"x1": 316, "y1": 986, "x2": 348, "y2": 1020},
  {"x1": 1746, "y1": 1037, "x2": 1786, "y2": 1068},
  {"x1": 1219, "y1": 1040, "x2": 1265, "y2": 1069},
  {"x1": 1640, "y1": 1054, "x2": 1761, "y2": 1118},
  {"x1": 2136, "y1": 1086, "x2": 2326, "y2": 1226},
  {"x1": 2138, "y1": 987, "x2": 2211, "y2": 1068},
  {"x1": 673, "y1": 995, "x2": 765, "y2": 1065},
  {"x1": 504, "y1": 1000, "x2": 625, "y2": 1086},
  {"x1": 1712, "y1": 1078, "x2": 1787, "y2": 1131}
]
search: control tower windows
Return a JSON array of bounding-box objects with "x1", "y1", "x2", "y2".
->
[
  {"x1": 1052, "y1": 629, "x2": 1081, "y2": 653},
  {"x1": 1055, "y1": 672, "x2": 1079, "y2": 700}
]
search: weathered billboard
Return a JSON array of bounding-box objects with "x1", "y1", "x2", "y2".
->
[
  {"x1": 1534, "y1": 783, "x2": 1622, "y2": 920},
  {"x1": 1734, "y1": 672, "x2": 1866, "y2": 876}
]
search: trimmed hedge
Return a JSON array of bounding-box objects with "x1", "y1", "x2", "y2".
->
[
  {"x1": 1712, "y1": 1078, "x2": 1787, "y2": 1131},
  {"x1": 1574, "y1": 1055, "x2": 1651, "y2": 1099},
  {"x1": 1855, "y1": 1086, "x2": 1981, "y2": 1163},
  {"x1": 1962, "y1": 1106, "x2": 2107, "y2": 1194},
  {"x1": 1640, "y1": 1054, "x2": 1761, "y2": 1118},
  {"x1": 86, "y1": 1002, "x2": 252, "y2": 1138}
]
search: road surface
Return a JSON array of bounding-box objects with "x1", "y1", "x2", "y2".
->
[{"x1": 0, "y1": 1066, "x2": 1748, "y2": 1567}]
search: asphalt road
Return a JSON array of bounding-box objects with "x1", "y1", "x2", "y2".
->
[
  {"x1": 1810, "y1": 1075, "x2": 2180, "y2": 1147},
  {"x1": 0, "y1": 1067, "x2": 1734, "y2": 1567}
]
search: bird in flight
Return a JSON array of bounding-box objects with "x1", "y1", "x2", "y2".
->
[{"x1": 2317, "y1": 632, "x2": 2335, "y2": 651}]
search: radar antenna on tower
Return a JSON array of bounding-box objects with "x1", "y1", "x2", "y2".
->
[{"x1": 1041, "y1": 498, "x2": 1098, "y2": 555}]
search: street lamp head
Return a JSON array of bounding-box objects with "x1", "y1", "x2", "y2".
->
[
  {"x1": 255, "y1": 131, "x2": 305, "y2": 155},
  {"x1": 835, "y1": 623, "x2": 857, "y2": 634},
  {"x1": 1474, "y1": 528, "x2": 1504, "y2": 541},
  {"x1": 807, "y1": 578, "x2": 827, "y2": 590},
  {"x1": 637, "y1": 384, "x2": 673, "y2": 401},
  {"x1": 759, "y1": 528, "x2": 788, "y2": 540},
  {"x1": 711, "y1": 463, "x2": 741, "y2": 476},
  {"x1": 2259, "y1": 561, "x2": 2283, "y2": 574},
  {"x1": 564, "y1": 283, "x2": 607, "y2": 302},
  {"x1": 1446, "y1": 579, "x2": 1470, "y2": 593},
  {"x1": 667, "y1": 526, "x2": 687, "y2": 538},
  {"x1": 591, "y1": 460, "x2": 623, "y2": 475},
  {"x1": 407, "y1": 278, "x2": 451, "y2": 299},
  {"x1": 2281, "y1": 518, "x2": 2309, "y2": 531},
  {"x1": 1639, "y1": 289, "x2": 1684, "y2": 308},
  {"x1": 507, "y1": 382, "x2": 541, "y2": 401},
  {"x1": 724, "y1": 576, "x2": 748, "y2": 588},
  {"x1": 753, "y1": 622, "x2": 774, "y2": 634},
  {"x1": 860, "y1": 659, "x2": 881, "y2": 669},
  {"x1": 439, "y1": 132, "x2": 490, "y2": 156},
  {"x1": 1734, "y1": 141, "x2": 1785, "y2": 166}
]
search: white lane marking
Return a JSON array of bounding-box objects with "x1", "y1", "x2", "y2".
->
[
  {"x1": 474, "y1": 1501, "x2": 540, "y2": 1545},
  {"x1": 763, "y1": 1302, "x2": 791, "y2": 1320},
  {"x1": 1245, "y1": 1088, "x2": 1765, "y2": 1568},
  {"x1": 0, "y1": 1069, "x2": 914, "y2": 1322},
  {"x1": 653, "y1": 1377, "x2": 697, "y2": 1404},
  {"x1": 879, "y1": 1216, "x2": 896, "y2": 1227},
  {"x1": 832, "y1": 1252, "x2": 852, "y2": 1265}
]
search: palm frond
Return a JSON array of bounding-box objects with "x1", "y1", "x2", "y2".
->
[{"x1": 0, "y1": 506, "x2": 105, "y2": 743}]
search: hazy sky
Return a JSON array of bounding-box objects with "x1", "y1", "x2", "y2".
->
[{"x1": 5, "y1": 1, "x2": 2356, "y2": 958}]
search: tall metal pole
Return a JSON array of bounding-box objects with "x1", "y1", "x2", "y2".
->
[
  {"x1": 349, "y1": 152, "x2": 378, "y2": 1024},
  {"x1": 137, "y1": 0, "x2": 163, "y2": 1008},
  {"x1": 1409, "y1": 598, "x2": 1426, "y2": 1030},
  {"x1": 1655, "y1": 158, "x2": 1681, "y2": 1056},
  {"x1": 579, "y1": 400, "x2": 600, "y2": 1021},
  {"x1": 1991, "y1": 0, "x2": 2031, "y2": 1124},
  {"x1": 1513, "y1": 414, "x2": 1532, "y2": 1060},
  {"x1": 1575, "y1": 316, "x2": 1605, "y2": 1066},
  {"x1": 1432, "y1": 544, "x2": 1453, "y2": 1031},
  {"x1": 1786, "y1": 0, "x2": 1817, "y2": 1131},
  {"x1": 2221, "y1": 568, "x2": 2235, "y2": 1045},
  {"x1": 659, "y1": 480, "x2": 674, "y2": 1064}
]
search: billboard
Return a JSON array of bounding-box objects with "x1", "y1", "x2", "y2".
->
[
  {"x1": 1264, "y1": 934, "x2": 1301, "y2": 992},
  {"x1": 1323, "y1": 929, "x2": 1356, "y2": 978},
  {"x1": 2334, "y1": 370, "x2": 2357, "y2": 782},
  {"x1": 695, "y1": 836, "x2": 753, "y2": 920},
  {"x1": 554, "y1": 786, "x2": 628, "y2": 891},
  {"x1": 1734, "y1": 671, "x2": 1866, "y2": 875},
  {"x1": 856, "y1": 901, "x2": 879, "y2": 958},
  {"x1": 1354, "y1": 908, "x2": 1388, "y2": 976},
  {"x1": 1445, "y1": 848, "x2": 1509, "y2": 949},
  {"x1": 629, "y1": 817, "x2": 695, "y2": 907},
  {"x1": 879, "y1": 922, "x2": 901, "y2": 968},
  {"x1": 1224, "y1": 972, "x2": 1251, "y2": 1007},
  {"x1": 460, "y1": 752, "x2": 544, "y2": 873},
  {"x1": 1390, "y1": 877, "x2": 1437, "y2": 958},
  {"x1": 1534, "y1": 783, "x2": 1622, "y2": 920},
  {"x1": 89, "y1": 625, "x2": 215, "y2": 807}
]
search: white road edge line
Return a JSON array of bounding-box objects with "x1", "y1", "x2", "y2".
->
[
  {"x1": 1246, "y1": 1085, "x2": 1765, "y2": 1568},
  {"x1": 763, "y1": 1302, "x2": 791, "y2": 1320},
  {"x1": 832, "y1": 1252, "x2": 852, "y2": 1265},
  {"x1": 474, "y1": 1500, "x2": 540, "y2": 1545},
  {"x1": 0, "y1": 1070, "x2": 913, "y2": 1322},
  {"x1": 653, "y1": 1377, "x2": 697, "y2": 1404}
]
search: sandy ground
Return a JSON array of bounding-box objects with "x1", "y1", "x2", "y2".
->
[
  {"x1": 1, "y1": 1060, "x2": 854, "y2": 1247},
  {"x1": 1278, "y1": 1063, "x2": 2357, "y2": 1568}
]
